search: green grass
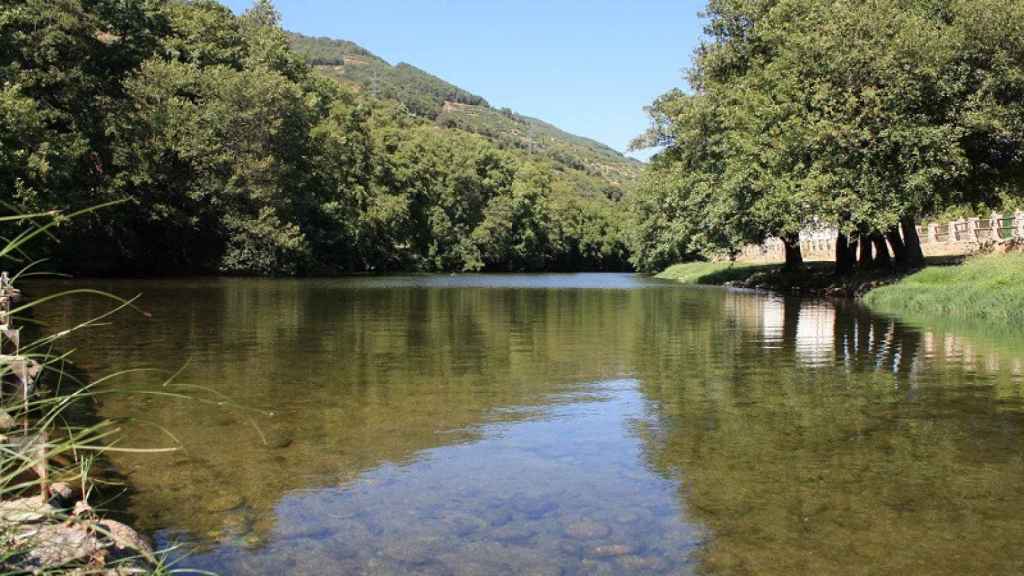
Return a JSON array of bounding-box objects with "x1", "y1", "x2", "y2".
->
[
  {"x1": 863, "y1": 252, "x2": 1024, "y2": 327},
  {"x1": 655, "y1": 255, "x2": 974, "y2": 297},
  {"x1": 656, "y1": 261, "x2": 773, "y2": 285}
]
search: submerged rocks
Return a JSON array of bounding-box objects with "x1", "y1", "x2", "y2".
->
[
  {"x1": 616, "y1": 554, "x2": 670, "y2": 571},
  {"x1": 564, "y1": 518, "x2": 611, "y2": 540},
  {"x1": 206, "y1": 492, "x2": 244, "y2": 513},
  {"x1": 588, "y1": 544, "x2": 633, "y2": 558},
  {"x1": 436, "y1": 510, "x2": 488, "y2": 537},
  {"x1": 262, "y1": 430, "x2": 293, "y2": 449},
  {"x1": 514, "y1": 497, "x2": 558, "y2": 520}
]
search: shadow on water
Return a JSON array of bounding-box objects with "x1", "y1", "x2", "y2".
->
[{"x1": 26, "y1": 275, "x2": 1024, "y2": 575}]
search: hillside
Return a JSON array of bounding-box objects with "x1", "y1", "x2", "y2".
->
[
  {"x1": 288, "y1": 33, "x2": 642, "y2": 192},
  {"x1": 288, "y1": 34, "x2": 488, "y2": 118}
]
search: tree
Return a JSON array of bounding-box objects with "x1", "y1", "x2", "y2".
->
[
  {"x1": 1, "y1": 0, "x2": 639, "y2": 276},
  {"x1": 630, "y1": 0, "x2": 1024, "y2": 274}
]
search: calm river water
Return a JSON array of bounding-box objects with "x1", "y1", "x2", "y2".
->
[{"x1": 29, "y1": 274, "x2": 1024, "y2": 575}]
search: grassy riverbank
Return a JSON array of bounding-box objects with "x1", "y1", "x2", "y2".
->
[
  {"x1": 656, "y1": 260, "x2": 900, "y2": 297},
  {"x1": 863, "y1": 253, "x2": 1024, "y2": 326},
  {"x1": 658, "y1": 252, "x2": 1023, "y2": 328}
]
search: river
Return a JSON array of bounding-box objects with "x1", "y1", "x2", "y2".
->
[{"x1": 29, "y1": 274, "x2": 1024, "y2": 575}]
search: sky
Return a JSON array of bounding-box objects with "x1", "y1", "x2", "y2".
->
[{"x1": 221, "y1": 0, "x2": 705, "y2": 160}]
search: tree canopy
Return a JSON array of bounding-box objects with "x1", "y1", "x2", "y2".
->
[
  {"x1": 628, "y1": 0, "x2": 1024, "y2": 273},
  {"x1": 0, "y1": 0, "x2": 631, "y2": 275}
]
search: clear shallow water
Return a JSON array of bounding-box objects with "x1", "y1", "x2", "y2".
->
[{"x1": 29, "y1": 274, "x2": 1024, "y2": 575}]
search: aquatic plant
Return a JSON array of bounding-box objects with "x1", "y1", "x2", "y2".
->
[{"x1": 0, "y1": 207, "x2": 215, "y2": 575}]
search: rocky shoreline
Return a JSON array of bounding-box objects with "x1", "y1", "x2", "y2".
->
[
  {"x1": 1, "y1": 276, "x2": 157, "y2": 575},
  {"x1": 0, "y1": 489, "x2": 155, "y2": 574}
]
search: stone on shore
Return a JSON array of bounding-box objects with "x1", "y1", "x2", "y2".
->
[
  {"x1": 96, "y1": 518, "x2": 155, "y2": 562},
  {"x1": 0, "y1": 409, "x2": 15, "y2": 431},
  {"x1": 19, "y1": 523, "x2": 101, "y2": 569},
  {"x1": 0, "y1": 497, "x2": 56, "y2": 525},
  {"x1": 1, "y1": 496, "x2": 154, "y2": 574}
]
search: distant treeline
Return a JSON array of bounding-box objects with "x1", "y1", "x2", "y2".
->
[
  {"x1": 627, "y1": 0, "x2": 1024, "y2": 274},
  {"x1": 0, "y1": 0, "x2": 629, "y2": 275}
]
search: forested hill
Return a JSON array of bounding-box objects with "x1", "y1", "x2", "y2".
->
[
  {"x1": 287, "y1": 34, "x2": 489, "y2": 117},
  {"x1": 289, "y1": 33, "x2": 641, "y2": 190},
  {"x1": 1, "y1": 0, "x2": 634, "y2": 276}
]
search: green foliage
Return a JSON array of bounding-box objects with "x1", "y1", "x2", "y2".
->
[
  {"x1": 0, "y1": 0, "x2": 633, "y2": 275},
  {"x1": 289, "y1": 33, "x2": 488, "y2": 118},
  {"x1": 436, "y1": 104, "x2": 642, "y2": 194},
  {"x1": 629, "y1": 0, "x2": 1024, "y2": 273},
  {"x1": 287, "y1": 32, "x2": 641, "y2": 199},
  {"x1": 656, "y1": 261, "x2": 764, "y2": 285}
]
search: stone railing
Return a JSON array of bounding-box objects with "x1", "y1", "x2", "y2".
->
[{"x1": 740, "y1": 211, "x2": 1024, "y2": 260}]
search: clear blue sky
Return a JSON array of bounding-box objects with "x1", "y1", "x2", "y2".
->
[{"x1": 221, "y1": 0, "x2": 704, "y2": 160}]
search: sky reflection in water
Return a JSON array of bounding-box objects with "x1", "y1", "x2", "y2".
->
[{"x1": 30, "y1": 274, "x2": 1024, "y2": 575}]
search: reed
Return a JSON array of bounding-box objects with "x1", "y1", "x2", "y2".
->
[{"x1": 0, "y1": 207, "x2": 213, "y2": 575}]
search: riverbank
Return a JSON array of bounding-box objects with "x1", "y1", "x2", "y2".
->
[
  {"x1": 657, "y1": 252, "x2": 1023, "y2": 327},
  {"x1": 656, "y1": 259, "x2": 916, "y2": 297},
  {"x1": 1, "y1": 281, "x2": 160, "y2": 574},
  {"x1": 863, "y1": 253, "x2": 1024, "y2": 326}
]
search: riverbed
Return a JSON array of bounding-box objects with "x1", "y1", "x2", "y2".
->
[{"x1": 30, "y1": 274, "x2": 1024, "y2": 575}]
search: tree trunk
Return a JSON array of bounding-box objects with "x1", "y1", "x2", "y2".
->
[
  {"x1": 835, "y1": 233, "x2": 854, "y2": 275},
  {"x1": 871, "y1": 233, "x2": 891, "y2": 268},
  {"x1": 900, "y1": 216, "x2": 925, "y2": 267},
  {"x1": 782, "y1": 234, "x2": 804, "y2": 271},
  {"x1": 857, "y1": 231, "x2": 874, "y2": 269},
  {"x1": 886, "y1": 226, "x2": 907, "y2": 266}
]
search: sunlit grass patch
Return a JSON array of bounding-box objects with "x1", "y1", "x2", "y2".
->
[
  {"x1": 863, "y1": 253, "x2": 1024, "y2": 327},
  {"x1": 655, "y1": 261, "x2": 775, "y2": 285}
]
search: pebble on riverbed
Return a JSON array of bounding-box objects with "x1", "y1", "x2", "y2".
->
[
  {"x1": 563, "y1": 518, "x2": 611, "y2": 540},
  {"x1": 588, "y1": 544, "x2": 634, "y2": 558}
]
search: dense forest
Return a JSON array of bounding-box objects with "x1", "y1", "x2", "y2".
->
[
  {"x1": 627, "y1": 0, "x2": 1024, "y2": 273},
  {"x1": 7, "y1": 0, "x2": 1021, "y2": 278},
  {"x1": 0, "y1": 0, "x2": 633, "y2": 275}
]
